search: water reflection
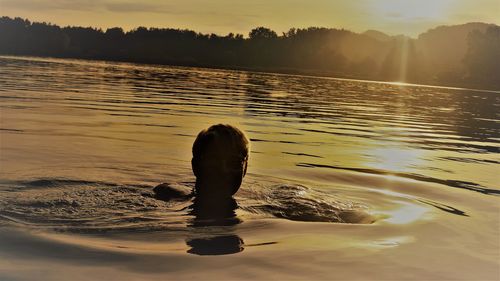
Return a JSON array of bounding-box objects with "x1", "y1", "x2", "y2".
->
[
  {"x1": 381, "y1": 201, "x2": 429, "y2": 225},
  {"x1": 297, "y1": 162, "x2": 499, "y2": 195},
  {"x1": 186, "y1": 235, "x2": 244, "y2": 255},
  {"x1": 186, "y1": 198, "x2": 244, "y2": 255}
]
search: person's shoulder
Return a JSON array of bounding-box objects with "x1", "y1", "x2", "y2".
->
[{"x1": 153, "y1": 183, "x2": 192, "y2": 201}]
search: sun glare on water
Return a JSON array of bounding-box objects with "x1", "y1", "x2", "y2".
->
[{"x1": 367, "y1": 146, "x2": 424, "y2": 173}]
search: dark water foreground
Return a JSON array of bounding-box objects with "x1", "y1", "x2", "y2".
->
[{"x1": 0, "y1": 56, "x2": 498, "y2": 280}]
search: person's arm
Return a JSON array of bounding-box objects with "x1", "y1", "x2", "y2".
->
[{"x1": 153, "y1": 183, "x2": 192, "y2": 201}]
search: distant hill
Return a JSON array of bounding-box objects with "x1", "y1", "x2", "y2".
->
[
  {"x1": 415, "y1": 22, "x2": 496, "y2": 82},
  {"x1": 363, "y1": 30, "x2": 391, "y2": 42},
  {"x1": 340, "y1": 23, "x2": 499, "y2": 87}
]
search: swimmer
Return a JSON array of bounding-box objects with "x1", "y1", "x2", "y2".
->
[
  {"x1": 154, "y1": 124, "x2": 249, "y2": 216},
  {"x1": 153, "y1": 124, "x2": 373, "y2": 224}
]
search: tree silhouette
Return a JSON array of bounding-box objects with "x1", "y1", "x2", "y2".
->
[
  {"x1": 0, "y1": 16, "x2": 498, "y2": 89},
  {"x1": 463, "y1": 26, "x2": 500, "y2": 88},
  {"x1": 249, "y1": 27, "x2": 278, "y2": 40}
]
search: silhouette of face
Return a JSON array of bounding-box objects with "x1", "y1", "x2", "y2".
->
[{"x1": 192, "y1": 143, "x2": 248, "y2": 198}]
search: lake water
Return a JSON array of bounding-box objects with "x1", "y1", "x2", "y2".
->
[{"x1": 0, "y1": 55, "x2": 499, "y2": 280}]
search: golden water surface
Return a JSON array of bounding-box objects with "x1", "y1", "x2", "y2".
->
[{"x1": 0, "y1": 56, "x2": 498, "y2": 280}]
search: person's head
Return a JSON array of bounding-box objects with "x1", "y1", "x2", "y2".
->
[{"x1": 192, "y1": 124, "x2": 249, "y2": 199}]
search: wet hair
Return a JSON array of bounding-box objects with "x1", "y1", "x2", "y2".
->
[{"x1": 192, "y1": 124, "x2": 249, "y2": 162}]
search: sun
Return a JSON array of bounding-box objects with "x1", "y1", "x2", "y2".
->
[{"x1": 371, "y1": 0, "x2": 454, "y2": 21}]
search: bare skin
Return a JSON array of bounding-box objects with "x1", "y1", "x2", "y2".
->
[{"x1": 153, "y1": 183, "x2": 192, "y2": 201}]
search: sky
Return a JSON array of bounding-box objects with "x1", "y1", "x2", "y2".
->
[{"x1": 1, "y1": 0, "x2": 499, "y2": 37}]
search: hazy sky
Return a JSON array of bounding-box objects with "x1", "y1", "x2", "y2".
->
[{"x1": 1, "y1": 0, "x2": 499, "y2": 37}]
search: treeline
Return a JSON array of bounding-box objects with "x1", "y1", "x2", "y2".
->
[{"x1": 0, "y1": 16, "x2": 499, "y2": 89}]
